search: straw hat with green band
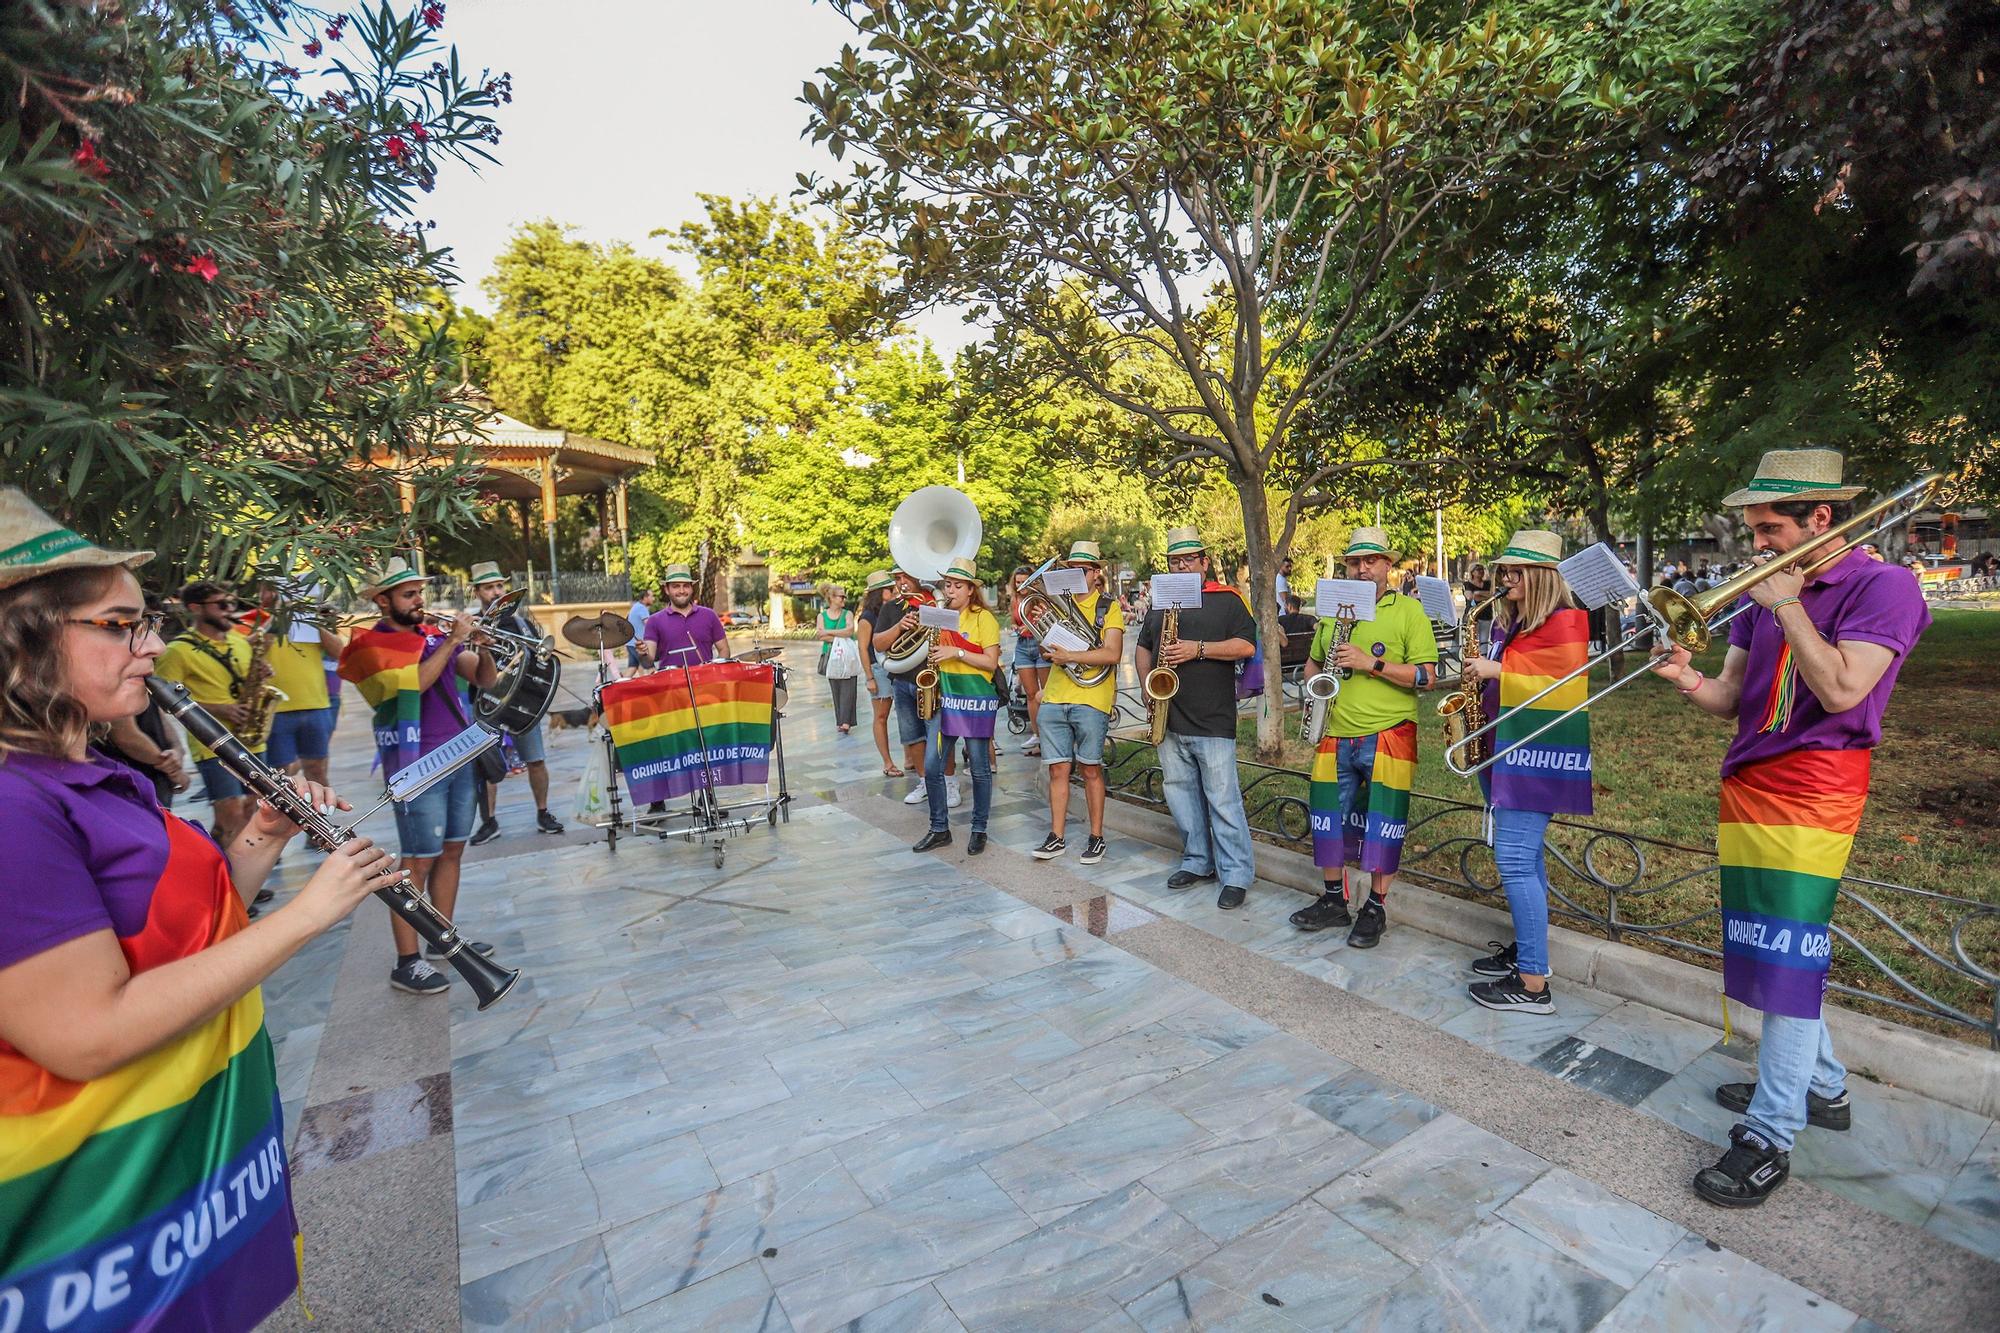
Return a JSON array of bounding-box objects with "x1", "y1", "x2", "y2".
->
[
  {"x1": 1063, "y1": 539, "x2": 1104, "y2": 566},
  {"x1": 1492, "y1": 529, "x2": 1564, "y2": 568},
  {"x1": 0, "y1": 487, "x2": 153, "y2": 590},
  {"x1": 1163, "y1": 526, "x2": 1206, "y2": 556},
  {"x1": 661, "y1": 562, "x2": 695, "y2": 584},
  {"x1": 361, "y1": 555, "x2": 425, "y2": 599},
  {"x1": 1341, "y1": 526, "x2": 1401, "y2": 562},
  {"x1": 942, "y1": 557, "x2": 979, "y2": 584},
  {"x1": 1721, "y1": 448, "x2": 1866, "y2": 506},
  {"x1": 468, "y1": 560, "x2": 508, "y2": 587},
  {"x1": 864, "y1": 569, "x2": 894, "y2": 593}
]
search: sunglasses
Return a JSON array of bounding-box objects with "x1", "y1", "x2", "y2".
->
[{"x1": 67, "y1": 610, "x2": 168, "y2": 651}]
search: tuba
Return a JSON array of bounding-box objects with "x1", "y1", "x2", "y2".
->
[
  {"x1": 1144, "y1": 608, "x2": 1180, "y2": 744},
  {"x1": 1015, "y1": 557, "x2": 1113, "y2": 689},
  {"x1": 885, "y1": 486, "x2": 982, "y2": 672},
  {"x1": 1436, "y1": 592, "x2": 1503, "y2": 771}
]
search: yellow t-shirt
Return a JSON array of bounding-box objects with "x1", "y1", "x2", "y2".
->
[
  {"x1": 155, "y1": 632, "x2": 263, "y2": 759},
  {"x1": 939, "y1": 606, "x2": 1001, "y2": 681},
  {"x1": 1040, "y1": 593, "x2": 1126, "y2": 714},
  {"x1": 267, "y1": 637, "x2": 331, "y2": 713},
  {"x1": 1309, "y1": 589, "x2": 1439, "y2": 737}
]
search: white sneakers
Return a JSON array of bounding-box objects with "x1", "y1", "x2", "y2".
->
[
  {"x1": 904, "y1": 782, "x2": 928, "y2": 805},
  {"x1": 903, "y1": 778, "x2": 963, "y2": 806},
  {"x1": 946, "y1": 779, "x2": 962, "y2": 808}
]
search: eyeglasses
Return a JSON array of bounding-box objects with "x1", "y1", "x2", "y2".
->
[
  {"x1": 66, "y1": 611, "x2": 168, "y2": 651},
  {"x1": 1498, "y1": 568, "x2": 1525, "y2": 582}
]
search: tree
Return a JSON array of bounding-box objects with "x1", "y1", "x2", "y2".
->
[
  {"x1": 1, "y1": 1, "x2": 510, "y2": 591},
  {"x1": 805, "y1": 0, "x2": 1596, "y2": 757}
]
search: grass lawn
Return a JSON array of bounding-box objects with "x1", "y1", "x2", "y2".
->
[{"x1": 1102, "y1": 608, "x2": 2000, "y2": 1044}]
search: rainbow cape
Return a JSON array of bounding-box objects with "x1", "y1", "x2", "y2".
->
[
  {"x1": 1308, "y1": 720, "x2": 1418, "y2": 874},
  {"x1": 1487, "y1": 608, "x2": 1594, "y2": 815},
  {"x1": 1717, "y1": 748, "x2": 1868, "y2": 1019},
  {"x1": 602, "y1": 662, "x2": 774, "y2": 803},
  {"x1": 937, "y1": 619, "x2": 999, "y2": 739},
  {"x1": 337, "y1": 626, "x2": 424, "y2": 774},
  {"x1": 0, "y1": 816, "x2": 297, "y2": 1332}
]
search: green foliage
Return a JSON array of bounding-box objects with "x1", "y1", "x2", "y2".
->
[{"x1": 0, "y1": 1, "x2": 510, "y2": 592}]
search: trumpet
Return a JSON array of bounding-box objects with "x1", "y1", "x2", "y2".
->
[
  {"x1": 1444, "y1": 471, "x2": 1942, "y2": 777},
  {"x1": 420, "y1": 607, "x2": 556, "y2": 663},
  {"x1": 1144, "y1": 608, "x2": 1180, "y2": 744}
]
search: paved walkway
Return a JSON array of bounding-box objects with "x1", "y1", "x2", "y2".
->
[{"x1": 251, "y1": 646, "x2": 1998, "y2": 1330}]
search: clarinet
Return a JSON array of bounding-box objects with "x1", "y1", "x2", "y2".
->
[{"x1": 146, "y1": 678, "x2": 521, "y2": 1010}]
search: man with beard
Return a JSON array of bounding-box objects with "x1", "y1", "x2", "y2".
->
[
  {"x1": 338, "y1": 557, "x2": 499, "y2": 995},
  {"x1": 640, "y1": 562, "x2": 728, "y2": 669}
]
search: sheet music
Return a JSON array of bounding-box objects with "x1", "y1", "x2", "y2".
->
[
  {"x1": 1038, "y1": 622, "x2": 1091, "y2": 654},
  {"x1": 916, "y1": 604, "x2": 963, "y2": 631},
  {"x1": 1149, "y1": 573, "x2": 1204, "y2": 610},
  {"x1": 1042, "y1": 567, "x2": 1090, "y2": 596},
  {"x1": 1412, "y1": 576, "x2": 1457, "y2": 624},
  {"x1": 1314, "y1": 578, "x2": 1378, "y2": 621},
  {"x1": 386, "y1": 724, "x2": 499, "y2": 802},
  {"x1": 1558, "y1": 543, "x2": 1643, "y2": 610}
]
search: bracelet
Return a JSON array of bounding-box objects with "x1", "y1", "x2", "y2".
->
[
  {"x1": 1196, "y1": 642, "x2": 1206, "y2": 660},
  {"x1": 1677, "y1": 669, "x2": 1705, "y2": 694},
  {"x1": 1770, "y1": 596, "x2": 1802, "y2": 615}
]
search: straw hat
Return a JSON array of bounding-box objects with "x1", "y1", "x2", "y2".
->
[
  {"x1": 0, "y1": 487, "x2": 152, "y2": 591},
  {"x1": 661, "y1": 562, "x2": 695, "y2": 585},
  {"x1": 361, "y1": 555, "x2": 426, "y2": 598},
  {"x1": 468, "y1": 560, "x2": 508, "y2": 587},
  {"x1": 1493, "y1": 530, "x2": 1564, "y2": 567},
  {"x1": 1064, "y1": 539, "x2": 1104, "y2": 566},
  {"x1": 1163, "y1": 526, "x2": 1206, "y2": 556},
  {"x1": 941, "y1": 557, "x2": 980, "y2": 584},
  {"x1": 864, "y1": 569, "x2": 894, "y2": 593},
  {"x1": 1722, "y1": 448, "x2": 1866, "y2": 506},
  {"x1": 1341, "y1": 526, "x2": 1401, "y2": 562}
]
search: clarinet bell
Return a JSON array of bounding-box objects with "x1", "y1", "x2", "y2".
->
[{"x1": 441, "y1": 940, "x2": 522, "y2": 1011}]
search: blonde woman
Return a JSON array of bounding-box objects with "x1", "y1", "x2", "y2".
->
[{"x1": 817, "y1": 585, "x2": 860, "y2": 734}]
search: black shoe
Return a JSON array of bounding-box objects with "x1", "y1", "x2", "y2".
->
[
  {"x1": 469, "y1": 817, "x2": 502, "y2": 847},
  {"x1": 1167, "y1": 869, "x2": 1217, "y2": 891},
  {"x1": 1467, "y1": 973, "x2": 1555, "y2": 1014},
  {"x1": 646, "y1": 800, "x2": 666, "y2": 814},
  {"x1": 1469, "y1": 940, "x2": 1517, "y2": 977},
  {"x1": 1715, "y1": 1083, "x2": 1852, "y2": 1132},
  {"x1": 967, "y1": 831, "x2": 987, "y2": 855},
  {"x1": 425, "y1": 940, "x2": 495, "y2": 960},
  {"x1": 1079, "y1": 836, "x2": 1107, "y2": 865},
  {"x1": 1347, "y1": 901, "x2": 1386, "y2": 949},
  {"x1": 1693, "y1": 1124, "x2": 1791, "y2": 1208},
  {"x1": 536, "y1": 809, "x2": 566, "y2": 835},
  {"x1": 1032, "y1": 833, "x2": 1066, "y2": 860},
  {"x1": 1289, "y1": 891, "x2": 1352, "y2": 932},
  {"x1": 1216, "y1": 885, "x2": 1247, "y2": 910},
  {"x1": 912, "y1": 829, "x2": 953, "y2": 853},
  {"x1": 390, "y1": 959, "x2": 450, "y2": 994},
  {"x1": 253, "y1": 887, "x2": 275, "y2": 905}
]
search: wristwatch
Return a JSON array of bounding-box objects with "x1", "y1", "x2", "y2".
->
[{"x1": 1371, "y1": 657, "x2": 1386, "y2": 674}]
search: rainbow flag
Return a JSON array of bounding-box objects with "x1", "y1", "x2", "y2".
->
[
  {"x1": 337, "y1": 626, "x2": 424, "y2": 774},
  {"x1": 1308, "y1": 720, "x2": 1418, "y2": 874},
  {"x1": 0, "y1": 816, "x2": 297, "y2": 1332},
  {"x1": 1487, "y1": 608, "x2": 1594, "y2": 815},
  {"x1": 603, "y1": 662, "x2": 774, "y2": 803},
  {"x1": 937, "y1": 620, "x2": 999, "y2": 739},
  {"x1": 1717, "y1": 748, "x2": 1869, "y2": 1019}
]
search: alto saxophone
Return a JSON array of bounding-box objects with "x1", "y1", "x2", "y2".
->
[
  {"x1": 1144, "y1": 607, "x2": 1180, "y2": 745},
  {"x1": 234, "y1": 616, "x2": 284, "y2": 750},
  {"x1": 1438, "y1": 592, "x2": 1504, "y2": 771},
  {"x1": 914, "y1": 627, "x2": 942, "y2": 720},
  {"x1": 1299, "y1": 609, "x2": 1355, "y2": 746}
]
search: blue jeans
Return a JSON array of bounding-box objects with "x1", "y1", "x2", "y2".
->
[
  {"x1": 1492, "y1": 807, "x2": 1554, "y2": 978},
  {"x1": 1744, "y1": 1014, "x2": 1847, "y2": 1151},
  {"x1": 266, "y1": 707, "x2": 335, "y2": 768},
  {"x1": 891, "y1": 674, "x2": 926, "y2": 745},
  {"x1": 926, "y1": 715, "x2": 992, "y2": 832},
  {"x1": 1037, "y1": 701, "x2": 1109, "y2": 766},
  {"x1": 1158, "y1": 733, "x2": 1255, "y2": 889},
  {"x1": 511, "y1": 718, "x2": 547, "y2": 765},
  {"x1": 1333, "y1": 733, "x2": 1376, "y2": 867}
]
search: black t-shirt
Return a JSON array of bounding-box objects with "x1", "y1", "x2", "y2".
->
[{"x1": 1135, "y1": 590, "x2": 1257, "y2": 739}]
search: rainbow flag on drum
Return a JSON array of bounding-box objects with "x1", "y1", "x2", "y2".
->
[{"x1": 603, "y1": 662, "x2": 775, "y2": 803}]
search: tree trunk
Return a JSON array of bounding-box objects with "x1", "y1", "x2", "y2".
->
[{"x1": 1235, "y1": 478, "x2": 1289, "y2": 763}]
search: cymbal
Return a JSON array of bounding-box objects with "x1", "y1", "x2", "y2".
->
[
  {"x1": 731, "y1": 645, "x2": 783, "y2": 664},
  {"x1": 561, "y1": 613, "x2": 635, "y2": 651}
]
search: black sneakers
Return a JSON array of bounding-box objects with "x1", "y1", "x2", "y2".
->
[
  {"x1": 536, "y1": 809, "x2": 566, "y2": 835},
  {"x1": 390, "y1": 959, "x2": 449, "y2": 995},
  {"x1": 1470, "y1": 941, "x2": 1518, "y2": 977},
  {"x1": 1467, "y1": 973, "x2": 1555, "y2": 1014},
  {"x1": 1714, "y1": 1083, "x2": 1852, "y2": 1132},
  {"x1": 1032, "y1": 833, "x2": 1066, "y2": 860},
  {"x1": 469, "y1": 817, "x2": 502, "y2": 846},
  {"x1": 1347, "y1": 901, "x2": 1387, "y2": 949},
  {"x1": 1079, "y1": 835, "x2": 1107, "y2": 865},
  {"x1": 1216, "y1": 885, "x2": 1247, "y2": 910},
  {"x1": 252, "y1": 887, "x2": 275, "y2": 905},
  {"x1": 1289, "y1": 891, "x2": 1352, "y2": 932},
  {"x1": 1694, "y1": 1124, "x2": 1791, "y2": 1207},
  {"x1": 1167, "y1": 869, "x2": 1217, "y2": 891}
]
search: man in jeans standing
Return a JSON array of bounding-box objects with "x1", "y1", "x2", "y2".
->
[{"x1": 1134, "y1": 527, "x2": 1258, "y2": 908}]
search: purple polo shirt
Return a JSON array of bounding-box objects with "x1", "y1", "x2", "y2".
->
[
  {"x1": 0, "y1": 750, "x2": 199, "y2": 971},
  {"x1": 641, "y1": 604, "x2": 726, "y2": 667},
  {"x1": 1722, "y1": 548, "x2": 1930, "y2": 776}
]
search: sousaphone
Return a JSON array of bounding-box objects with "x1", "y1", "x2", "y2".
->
[{"x1": 883, "y1": 486, "x2": 982, "y2": 671}]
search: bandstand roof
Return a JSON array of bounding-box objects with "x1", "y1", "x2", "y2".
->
[{"x1": 461, "y1": 410, "x2": 657, "y2": 501}]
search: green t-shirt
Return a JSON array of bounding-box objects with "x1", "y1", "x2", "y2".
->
[{"x1": 1309, "y1": 589, "x2": 1439, "y2": 738}]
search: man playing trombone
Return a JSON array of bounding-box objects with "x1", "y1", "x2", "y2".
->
[
  {"x1": 1289, "y1": 527, "x2": 1439, "y2": 948},
  {"x1": 1652, "y1": 448, "x2": 1931, "y2": 1208},
  {"x1": 1133, "y1": 527, "x2": 1259, "y2": 909}
]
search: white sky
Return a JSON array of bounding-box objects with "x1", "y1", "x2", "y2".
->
[{"x1": 418, "y1": 0, "x2": 978, "y2": 355}]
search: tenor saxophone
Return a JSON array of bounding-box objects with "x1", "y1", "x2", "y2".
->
[
  {"x1": 234, "y1": 616, "x2": 284, "y2": 750},
  {"x1": 1144, "y1": 608, "x2": 1180, "y2": 745},
  {"x1": 1300, "y1": 611, "x2": 1355, "y2": 746}
]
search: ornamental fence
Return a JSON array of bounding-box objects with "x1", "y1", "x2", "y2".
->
[{"x1": 1077, "y1": 695, "x2": 2000, "y2": 1049}]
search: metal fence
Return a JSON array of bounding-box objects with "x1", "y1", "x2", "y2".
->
[{"x1": 1081, "y1": 696, "x2": 2000, "y2": 1047}]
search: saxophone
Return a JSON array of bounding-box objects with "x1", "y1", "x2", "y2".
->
[
  {"x1": 1144, "y1": 608, "x2": 1180, "y2": 744},
  {"x1": 1437, "y1": 592, "x2": 1503, "y2": 771},
  {"x1": 1300, "y1": 609, "x2": 1355, "y2": 746},
  {"x1": 234, "y1": 616, "x2": 283, "y2": 750},
  {"x1": 914, "y1": 627, "x2": 942, "y2": 720}
]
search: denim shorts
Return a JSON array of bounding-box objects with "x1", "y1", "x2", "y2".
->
[
  {"x1": 870, "y1": 660, "x2": 893, "y2": 697},
  {"x1": 392, "y1": 763, "x2": 477, "y2": 859},
  {"x1": 265, "y1": 707, "x2": 335, "y2": 768},
  {"x1": 891, "y1": 674, "x2": 926, "y2": 745},
  {"x1": 195, "y1": 756, "x2": 248, "y2": 801},
  {"x1": 511, "y1": 719, "x2": 546, "y2": 765},
  {"x1": 1012, "y1": 635, "x2": 1048, "y2": 670},
  {"x1": 1038, "y1": 701, "x2": 1110, "y2": 767}
]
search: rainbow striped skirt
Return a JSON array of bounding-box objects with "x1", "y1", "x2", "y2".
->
[{"x1": 1308, "y1": 720, "x2": 1417, "y2": 876}]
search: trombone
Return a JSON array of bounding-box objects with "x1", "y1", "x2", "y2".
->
[
  {"x1": 422, "y1": 589, "x2": 557, "y2": 665},
  {"x1": 1443, "y1": 471, "x2": 1941, "y2": 778}
]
